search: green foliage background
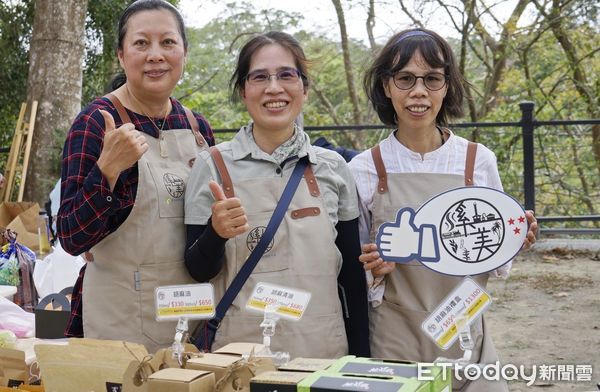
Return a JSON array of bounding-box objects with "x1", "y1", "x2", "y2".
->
[{"x1": 0, "y1": 0, "x2": 597, "y2": 227}]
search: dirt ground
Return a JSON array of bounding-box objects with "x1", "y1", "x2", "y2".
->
[{"x1": 486, "y1": 242, "x2": 600, "y2": 391}]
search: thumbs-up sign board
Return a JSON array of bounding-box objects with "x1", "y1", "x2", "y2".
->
[{"x1": 375, "y1": 186, "x2": 527, "y2": 276}]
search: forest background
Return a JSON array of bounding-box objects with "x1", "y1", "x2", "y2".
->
[{"x1": 0, "y1": 0, "x2": 598, "y2": 228}]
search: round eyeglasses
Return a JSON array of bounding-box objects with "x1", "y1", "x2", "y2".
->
[
  {"x1": 391, "y1": 72, "x2": 448, "y2": 91},
  {"x1": 246, "y1": 68, "x2": 303, "y2": 86}
]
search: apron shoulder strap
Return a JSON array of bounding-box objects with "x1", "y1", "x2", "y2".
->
[
  {"x1": 464, "y1": 141, "x2": 478, "y2": 186},
  {"x1": 209, "y1": 146, "x2": 234, "y2": 198},
  {"x1": 104, "y1": 93, "x2": 132, "y2": 124},
  {"x1": 303, "y1": 163, "x2": 320, "y2": 197},
  {"x1": 370, "y1": 144, "x2": 388, "y2": 194},
  {"x1": 183, "y1": 106, "x2": 207, "y2": 147}
]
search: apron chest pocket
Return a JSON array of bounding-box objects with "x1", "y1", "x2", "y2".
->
[{"x1": 147, "y1": 161, "x2": 190, "y2": 218}]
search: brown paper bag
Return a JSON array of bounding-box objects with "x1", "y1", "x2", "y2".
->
[
  {"x1": 34, "y1": 338, "x2": 149, "y2": 392},
  {"x1": 0, "y1": 347, "x2": 28, "y2": 387},
  {"x1": 0, "y1": 202, "x2": 40, "y2": 252}
]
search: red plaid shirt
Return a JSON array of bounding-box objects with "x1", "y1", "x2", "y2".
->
[{"x1": 59, "y1": 96, "x2": 214, "y2": 337}]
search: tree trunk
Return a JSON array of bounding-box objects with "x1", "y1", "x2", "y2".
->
[
  {"x1": 331, "y1": 0, "x2": 362, "y2": 126},
  {"x1": 24, "y1": 0, "x2": 87, "y2": 205},
  {"x1": 545, "y1": 0, "x2": 600, "y2": 176}
]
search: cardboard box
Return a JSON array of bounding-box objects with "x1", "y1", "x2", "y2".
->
[
  {"x1": 0, "y1": 347, "x2": 27, "y2": 387},
  {"x1": 185, "y1": 343, "x2": 276, "y2": 392},
  {"x1": 213, "y1": 342, "x2": 265, "y2": 356},
  {"x1": 0, "y1": 386, "x2": 44, "y2": 392},
  {"x1": 297, "y1": 370, "x2": 428, "y2": 392},
  {"x1": 34, "y1": 292, "x2": 70, "y2": 339},
  {"x1": 326, "y1": 356, "x2": 450, "y2": 392},
  {"x1": 250, "y1": 371, "x2": 308, "y2": 392},
  {"x1": 34, "y1": 338, "x2": 148, "y2": 392},
  {"x1": 148, "y1": 368, "x2": 214, "y2": 392},
  {"x1": 186, "y1": 353, "x2": 242, "y2": 382},
  {"x1": 278, "y1": 357, "x2": 336, "y2": 373},
  {"x1": 0, "y1": 202, "x2": 40, "y2": 252}
]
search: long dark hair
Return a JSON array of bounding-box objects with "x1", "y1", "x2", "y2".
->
[
  {"x1": 229, "y1": 31, "x2": 309, "y2": 102},
  {"x1": 364, "y1": 28, "x2": 465, "y2": 127},
  {"x1": 110, "y1": 0, "x2": 187, "y2": 90}
]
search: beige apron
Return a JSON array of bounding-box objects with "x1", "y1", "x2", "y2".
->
[
  {"x1": 83, "y1": 95, "x2": 208, "y2": 353},
  {"x1": 368, "y1": 142, "x2": 508, "y2": 391},
  {"x1": 208, "y1": 147, "x2": 348, "y2": 358}
]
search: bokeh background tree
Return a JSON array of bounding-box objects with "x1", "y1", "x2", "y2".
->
[{"x1": 0, "y1": 0, "x2": 597, "y2": 220}]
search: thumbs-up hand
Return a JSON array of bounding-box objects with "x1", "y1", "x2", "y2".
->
[
  {"x1": 96, "y1": 109, "x2": 149, "y2": 190},
  {"x1": 375, "y1": 207, "x2": 440, "y2": 263},
  {"x1": 209, "y1": 180, "x2": 249, "y2": 239}
]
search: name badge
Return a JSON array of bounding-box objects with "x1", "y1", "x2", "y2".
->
[
  {"x1": 421, "y1": 277, "x2": 492, "y2": 350},
  {"x1": 154, "y1": 283, "x2": 215, "y2": 321},
  {"x1": 246, "y1": 282, "x2": 311, "y2": 321}
]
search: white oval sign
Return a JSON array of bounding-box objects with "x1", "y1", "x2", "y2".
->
[{"x1": 375, "y1": 186, "x2": 527, "y2": 276}]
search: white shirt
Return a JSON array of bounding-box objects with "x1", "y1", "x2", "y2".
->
[{"x1": 348, "y1": 130, "x2": 511, "y2": 305}]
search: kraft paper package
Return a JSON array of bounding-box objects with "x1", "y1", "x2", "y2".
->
[
  {"x1": 213, "y1": 342, "x2": 276, "y2": 376},
  {"x1": 147, "y1": 368, "x2": 215, "y2": 392},
  {"x1": 121, "y1": 343, "x2": 206, "y2": 392},
  {"x1": 0, "y1": 202, "x2": 41, "y2": 252},
  {"x1": 34, "y1": 338, "x2": 148, "y2": 392},
  {"x1": 0, "y1": 385, "x2": 44, "y2": 392},
  {"x1": 0, "y1": 347, "x2": 28, "y2": 387},
  {"x1": 278, "y1": 357, "x2": 337, "y2": 373},
  {"x1": 185, "y1": 342, "x2": 275, "y2": 392}
]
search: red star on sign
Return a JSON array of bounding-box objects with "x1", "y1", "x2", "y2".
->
[
  {"x1": 513, "y1": 227, "x2": 521, "y2": 235},
  {"x1": 518, "y1": 216, "x2": 525, "y2": 223},
  {"x1": 508, "y1": 218, "x2": 515, "y2": 225}
]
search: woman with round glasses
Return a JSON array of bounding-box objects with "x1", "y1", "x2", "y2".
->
[
  {"x1": 184, "y1": 31, "x2": 369, "y2": 358},
  {"x1": 349, "y1": 28, "x2": 537, "y2": 391}
]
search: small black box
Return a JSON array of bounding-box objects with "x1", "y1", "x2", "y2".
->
[{"x1": 34, "y1": 292, "x2": 71, "y2": 339}]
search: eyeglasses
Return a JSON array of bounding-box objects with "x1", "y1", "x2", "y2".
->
[
  {"x1": 390, "y1": 71, "x2": 448, "y2": 91},
  {"x1": 246, "y1": 68, "x2": 303, "y2": 86}
]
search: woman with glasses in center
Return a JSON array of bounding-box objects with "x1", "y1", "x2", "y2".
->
[{"x1": 184, "y1": 31, "x2": 369, "y2": 358}]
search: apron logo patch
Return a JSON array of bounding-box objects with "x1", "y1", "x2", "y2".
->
[
  {"x1": 246, "y1": 226, "x2": 274, "y2": 253},
  {"x1": 441, "y1": 198, "x2": 503, "y2": 263},
  {"x1": 163, "y1": 173, "x2": 185, "y2": 198}
]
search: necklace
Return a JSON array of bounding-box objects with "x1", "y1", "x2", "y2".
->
[
  {"x1": 127, "y1": 87, "x2": 171, "y2": 158},
  {"x1": 437, "y1": 126, "x2": 446, "y2": 146}
]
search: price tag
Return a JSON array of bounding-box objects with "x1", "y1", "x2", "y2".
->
[
  {"x1": 246, "y1": 282, "x2": 311, "y2": 321},
  {"x1": 421, "y1": 277, "x2": 492, "y2": 350},
  {"x1": 155, "y1": 283, "x2": 215, "y2": 321}
]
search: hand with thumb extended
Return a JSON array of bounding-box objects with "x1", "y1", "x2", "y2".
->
[
  {"x1": 99, "y1": 109, "x2": 116, "y2": 132},
  {"x1": 209, "y1": 180, "x2": 249, "y2": 239},
  {"x1": 96, "y1": 109, "x2": 149, "y2": 190}
]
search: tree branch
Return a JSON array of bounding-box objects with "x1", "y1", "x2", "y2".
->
[
  {"x1": 366, "y1": 0, "x2": 377, "y2": 51},
  {"x1": 397, "y1": 0, "x2": 424, "y2": 27}
]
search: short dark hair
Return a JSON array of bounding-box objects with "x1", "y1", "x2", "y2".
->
[
  {"x1": 111, "y1": 0, "x2": 187, "y2": 90},
  {"x1": 364, "y1": 28, "x2": 465, "y2": 127},
  {"x1": 230, "y1": 31, "x2": 309, "y2": 102}
]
